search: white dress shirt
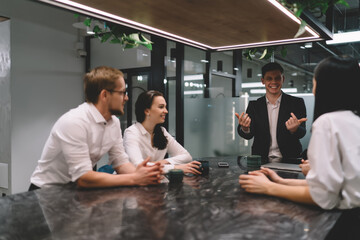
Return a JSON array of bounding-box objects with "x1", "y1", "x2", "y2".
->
[
  {"x1": 306, "y1": 111, "x2": 360, "y2": 209},
  {"x1": 266, "y1": 95, "x2": 283, "y2": 161},
  {"x1": 31, "y1": 102, "x2": 129, "y2": 188},
  {"x1": 123, "y1": 122, "x2": 192, "y2": 173}
]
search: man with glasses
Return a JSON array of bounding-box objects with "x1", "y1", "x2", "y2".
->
[
  {"x1": 29, "y1": 66, "x2": 162, "y2": 190},
  {"x1": 235, "y1": 62, "x2": 307, "y2": 163}
]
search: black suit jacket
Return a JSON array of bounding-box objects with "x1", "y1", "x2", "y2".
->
[{"x1": 238, "y1": 92, "x2": 306, "y2": 161}]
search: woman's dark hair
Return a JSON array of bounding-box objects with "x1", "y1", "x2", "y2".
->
[
  {"x1": 313, "y1": 55, "x2": 360, "y2": 121},
  {"x1": 135, "y1": 90, "x2": 168, "y2": 150}
]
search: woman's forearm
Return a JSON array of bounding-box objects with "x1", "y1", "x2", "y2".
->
[
  {"x1": 279, "y1": 178, "x2": 307, "y2": 186},
  {"x1": 267, "y1": 183, "x2": 316, "y2": 205}
]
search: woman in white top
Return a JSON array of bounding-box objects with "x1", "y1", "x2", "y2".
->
[
  {"x1": 239, "y1": 56, "x2": 360, "y2": 210},
  {"x1": 124, "y1": 90, "x2": 201, "y2": 174}
]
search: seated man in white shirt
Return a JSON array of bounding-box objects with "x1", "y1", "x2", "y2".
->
[
  {"x1": 124, "y1": 90, "x2": 201, "y2": 175},
  {"x1": 30, "y1": 66, "x2": 162, "y2": 190}
]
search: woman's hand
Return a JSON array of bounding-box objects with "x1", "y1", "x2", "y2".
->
[
  {"x1": 239, "y1": 171, "x2": 273, "y2": 194},
  {"x1": 259, "y1": 167, "x2": 284, "y2": 184},
  {"x1": 134, "y1": 158, "x2": 163, "y2": 185},
  {"x1": 157, "y1": 159, "x2": 170, "y2": 165},
  {"x1": 174, "y1": 161, "x2": 201, "y2": 175},
  {"x1": 299, "y1": 159, "x2": 310, "y2": 176}
]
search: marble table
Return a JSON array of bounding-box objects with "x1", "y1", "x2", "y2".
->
[{"x1": 0, "y1": 156, "x2": 341, "y2": 240}]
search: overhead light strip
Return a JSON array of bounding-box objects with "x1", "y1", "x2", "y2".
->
[
  {"x1": 267, "y1": 0, "x2": 319, "y2": 37},
  {"x1": 215, "y1": 37, "x2": 320, "y2": 51},
  {"x1": 40, "y1": 0, "x2": 320, "y2": 51},
  {"x1": 45, "y1": 0, "x2": 210, "y2": 50}
]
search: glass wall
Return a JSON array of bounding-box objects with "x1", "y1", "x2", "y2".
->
[
  {"x1": 183, "y1": 47, "x2": 252, "y2": 158},
  {"x1": 130, "y1": 74, "x2": 148, "y2": 124},
  {"x1": 183, "y1": 46, "x2": 206, "y2": 99},
  {"x1": 89, "y1": 29, "x2": 358, "y2": 159},
  {"x1": 165, "y1": 41, "x2": 177, "y2": 137},
  {"x1": 209, "y1": 51, "x2": 234, "y2": 98}
]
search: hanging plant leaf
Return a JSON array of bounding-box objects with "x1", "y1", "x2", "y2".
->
[
  {"x1": 139, "y1": 33, "x2": 152, "y2": 43},
  {"x1": 294, "y1": 20, "x2": 307, "y2": 38},
  {"x1": 138, "y1": 34, "x2": 153, "y2": 50},
  {"x1": 259, "y1": 48, "x2": 268, "y2": 59},
  {"x1": 337, "y1": 0, "x2": 349, "y2": 7},
  {"x1": 92, "y1": 25, "x2": 101, "y2": 34},
  {"x1": 279, "y1": 0, "x2": 349, "y2": 39},
  {"x1": 110, "y1": 37, "x2": 121, "y2": 44},
  {"x1": 83, "y1": 18, "x2": 91, "y2": 27},
  {"x1": 100, "y1": 32, "x2": 112, "y2": 43},
  {"x1": 124, "y1": 42, "x2": 139, "y2": 49},
  {"x1": 82, "y1": 18, "x2": 153, "y2": 51},
  {"x1": 243, "y1": 51, "x2": 253, "y2": 60}
]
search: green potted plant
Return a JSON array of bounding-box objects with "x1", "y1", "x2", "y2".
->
[{"x1": 83, "y1": 17, "x2": 153, "y2": 50}]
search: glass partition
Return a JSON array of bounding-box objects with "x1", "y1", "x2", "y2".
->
[
  {"x1": 184, "y1": 96, "x2": 252, "y2": 158},
  {"x1": 166, "y1": 40, "x2": 177, "y2": 137},
  {"x1": 131, "y1": 74, "x2": 148, "y2": 124}
]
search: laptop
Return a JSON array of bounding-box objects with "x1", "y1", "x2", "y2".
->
[{"x1": 261, "y1": 162, "x2": 302, "y2": 172}]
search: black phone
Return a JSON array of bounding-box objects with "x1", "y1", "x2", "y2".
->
[{"x1": 217, "y1": 162, "x2": 229, "y2": 168}]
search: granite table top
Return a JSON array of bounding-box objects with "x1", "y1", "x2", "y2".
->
[{"x1": 0, "y1": 156, "x2": 341, "y2": 240}]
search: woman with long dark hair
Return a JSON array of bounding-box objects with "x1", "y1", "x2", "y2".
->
[
  {"x1": 239, "y1": 55, "x2": 360, "y2": 210},
  {"x1": 124, "y1": 90, "x2": 201, "y2": 174}
]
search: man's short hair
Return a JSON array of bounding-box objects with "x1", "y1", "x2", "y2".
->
[
  {"x1": 261, "y1": 62, "x2": 284, "y2": 78},
  {"x1": 84, "y1": 66, "x2": 124, "y2": 104}
]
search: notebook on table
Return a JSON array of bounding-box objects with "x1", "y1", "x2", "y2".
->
[{"x1": 261, "y1": 162, "x2": 302, "y2": 172}]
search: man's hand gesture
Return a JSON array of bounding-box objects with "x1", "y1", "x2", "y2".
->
[
  {"x1": 285, "y1": 112, "x2": 307, "y2": 134},
  {"x1": 235, "y1": 112, "x2": 251, "y2": 132}
]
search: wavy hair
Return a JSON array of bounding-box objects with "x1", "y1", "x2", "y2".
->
[{"x1": 135, "y1": 90, "x2": 168, "y2": 150}]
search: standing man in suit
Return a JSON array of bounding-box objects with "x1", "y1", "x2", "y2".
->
[{"x1": 235, "y1": 62, "x2": 307, "y2": 163}]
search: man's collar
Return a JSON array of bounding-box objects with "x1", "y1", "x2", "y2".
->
[
  {"x1": 87, "y1": 102, "x2": 109, "y2": 124},
  {"x1": 266, "y1": 92, "x2": 282, "y2": 105}
]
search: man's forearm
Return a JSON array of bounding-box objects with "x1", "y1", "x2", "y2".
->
[{"x1": 77, "y1": 170, "x2": 137, "y2": 188}]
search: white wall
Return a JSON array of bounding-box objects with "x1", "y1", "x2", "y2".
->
[{"x1": 0, "y1": 0, "x2": 85, "y2": 194}]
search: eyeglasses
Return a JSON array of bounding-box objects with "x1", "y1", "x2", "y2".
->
[{"x1": 109, "y1": 89, "x2": 128, "y2": 97}]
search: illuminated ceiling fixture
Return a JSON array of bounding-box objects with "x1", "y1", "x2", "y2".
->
[
  {"x1": 304, "y1": 42, "x2": 313, "y2": 48},
  {"x1": 242, "y1": 82, "x2": 264, "y2": 88},
  {"x1": 250, "y1": 88, "x2": 297, "y2": 94},
  {"x1": 326, "y1": 31, "x2": 360, "y2": 45},
  {"x1": 184, "y1": 74, "x2": 204, "y2": 81},
  {"x1": 38, "y1": 0, "x2": 321, "y2": 51},
  {"x1": 86, "y1": 26, "x2": 95, "y2": 35}
]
